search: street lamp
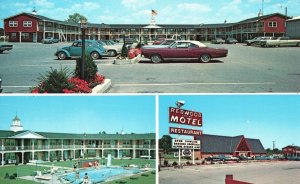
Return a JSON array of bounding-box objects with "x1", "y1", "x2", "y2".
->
[{"x1": 80, "y1": 19, "x2": 87, "y2": 80}]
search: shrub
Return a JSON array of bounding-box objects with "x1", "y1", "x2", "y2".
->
[
  {"x1": 186, "y1": 161, "x2": 190, "y2": 165},
  {"x1": 172, "y1": 161, "x2": 178, "y2": 166},
  {"x1": 4, "y1": 173, "x2": 9, "y2": 179},
  {"x1": 13, "y1": 173, "x2": 17, "y2": 177},
  {"x1": 74, "y1": 54, "x2": 97, "y2": 83},
  {"x1": 9, "y1": 175, "x2": 15, "y2": 180},
  {"x1": 32, "y1": 67, "x2": 72, "y2": 93}
]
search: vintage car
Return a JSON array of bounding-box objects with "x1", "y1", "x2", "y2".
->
[
  {"x1": 55, "y1": 40, "x2": 106, "y2": 60},
  {"x1": 42, "y1": 37, "x2": 59, "y2": 44},
  {"x1": 97, "y1": 40, "x2": 122, "y2": 57},
  {"x1": 211, "y1": 38, "x2": 225, "y2": 44},
  {"x1": 245, "y1": 37, "x2": 263, "y2": 45},
  {"x1": 260, "y1": 37, "x2": 300, "y2": 47},
  {"x1": 0, "y1": 44, "x2": 13, "y2": 53},
  {"x1": 141, "y1": 40, "x2": 228, "y2": 63},
  {"x1": 225, "y1": 38, "x2": 238, "y2": 44}
]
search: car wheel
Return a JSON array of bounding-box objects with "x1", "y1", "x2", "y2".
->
[
  {"x1": 150, "y1": 54, "x2": 162, "y2": 63},
  {"x1": 57, "y1": 52, "x2": 67, "y2": 60},
  {"x1": 297, "y1": 42, "x2": 300, "y2": 47},
  {"x1": 90, "y1": 52, "x2": 100, "y2": 60},
  {"x1": 107, "y1": 50, "x2": 117, "y2": 57},
  {"x1": 200, "y1": 54, "x2": 211, "y2": 63}
]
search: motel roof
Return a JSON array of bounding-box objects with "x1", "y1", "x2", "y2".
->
[
  {"x1": 237, "y1": 13, "x2": 291, "y2": 24},
  {"x1": 195, "y1": 134, "x2": 266, "y2": 154},
  {"x1": 0, "y1": 130, "x2": 155, "y2": 140}
]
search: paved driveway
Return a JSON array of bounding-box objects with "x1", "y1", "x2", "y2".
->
[
  {"x1": 159, "y1": 161, "x2": 300, "y2": 184},
  {"x1": 0, "y1": 42, "x2": 299, "y2": 93}
]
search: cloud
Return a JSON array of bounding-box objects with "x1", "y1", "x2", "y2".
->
[
  {"x1": 121, "y1": 0, "x2": 155, "y2": 10},
  {"x1": 29, "y1": 0, "x2": 55, "y2": 8},
  {"x1": 176, "y1": 3, "x2": 211, "y2": 13}
]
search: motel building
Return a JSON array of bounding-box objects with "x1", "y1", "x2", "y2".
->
[
  {"x1": 0, "y1": 115, "x2": 155, "y2": 166},
  {"x1": 3, "y1": 11, "x2": 289, "y2": 43},
  {"x1": 282, "y1": 145, "x2": 300, "y2": 158},
  {"x1": 193, "y1": 134, "x2": 266, "y2": 159}
]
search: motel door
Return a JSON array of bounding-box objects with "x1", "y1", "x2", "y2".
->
[{"x1": 33, "y1": 33, "x2": 37, "y2": 43}]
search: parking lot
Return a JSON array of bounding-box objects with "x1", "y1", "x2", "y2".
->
[
  {"x1": 0, "y1": 42, "x2": 299, "y2": 93},
  {"x1": 159, "y1": 161, "x2": 300, "y2": 184}
]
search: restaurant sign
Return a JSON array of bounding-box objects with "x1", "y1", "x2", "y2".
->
[
  {"x1": 169, "y1": 127, "x2": 203, "y2": 136},
  {"x1": 169, "y1": 107, "x2": 202, "y2": 127}
]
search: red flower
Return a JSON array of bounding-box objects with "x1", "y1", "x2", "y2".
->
[
  {"x1": 68, "y1": 77, "x2": 92, "y2": 93},
  {"x1": 63, "y1": 89, "x2": 75, "y2": 93},
  {"x1": 31, "y1": 87, "x2": 40, "y2": 93}
]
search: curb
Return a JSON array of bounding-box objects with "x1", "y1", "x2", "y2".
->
[{"x1": 92, "y1": 79, "x2": 112, "y2": 93}]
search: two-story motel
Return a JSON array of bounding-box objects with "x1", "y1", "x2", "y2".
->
[
  {"x1": 0, "y1": 116, "x2": 155, "y2": 165},
  {"x1": 3, "y1": 12, "x2": 289, "y2": 43}
]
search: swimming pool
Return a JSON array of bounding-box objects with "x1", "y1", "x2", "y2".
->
[{"x1": 62, "y1": 167, "x2": 141, "y2": 183}]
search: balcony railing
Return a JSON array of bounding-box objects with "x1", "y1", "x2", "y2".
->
[{"x1": 0, "y1": 144, "x2": 155, "y2": 151}]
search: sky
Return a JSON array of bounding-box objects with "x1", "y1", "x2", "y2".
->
[
  {"x1": 0, "y1": 95, "x2": 156, "y2": 134},
  {"x1": 159, "y1": 95, "x2": 300, "y2": 150},
  {"x1": 1, "y1": 0, "x2": 299, "y2": 28}
]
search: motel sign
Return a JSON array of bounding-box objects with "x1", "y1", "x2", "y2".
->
[{"x1": 169, "y1": 107, "x2": 202, "y2": 127}]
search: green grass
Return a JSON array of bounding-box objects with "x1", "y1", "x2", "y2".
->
[
  {"x1": 0, "y1": 165, "x2": 48, "y2": 184},
  {"x1": 103, "y1": 171, "x2": 155, "y2": 184}
]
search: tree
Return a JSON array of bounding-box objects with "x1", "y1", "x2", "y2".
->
[
  {"x1": 159, "y1": 135, "x2": 173, "y2": 154},
  {"x1": 102, "y1": 131, "x2": 106, "y2": 134},
  {"x1": 66, "y1": 13, "x2": 87, "y2": 23}
]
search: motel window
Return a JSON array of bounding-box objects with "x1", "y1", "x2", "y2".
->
[
  {"x1": 11, "y1": 33, "x2": 17, "y2": 39},
  {"x1": 9, "y1": 21, "x2": 18, "y2": 27},
  {"x1": 268, "y1": 21, "x2": 277, "y2": 28},
  {"x1": 23, "y1": 21, "x2": 32, "y2": 27},
  {"x1": 21, "y1": 33, "x2": 29, "y2": 39}
]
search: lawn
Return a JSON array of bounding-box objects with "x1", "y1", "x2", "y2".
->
[
  {"x1": 0, "y1": 164, "x2": 48, "y2": 184},
  {"x1": 104, "y1": 171, "x2": 155, "y2": 184}
]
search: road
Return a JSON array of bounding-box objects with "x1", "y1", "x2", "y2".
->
[
  {"x1": 159, "y1": 161, "x2": 300, "y2": 184},
  {"x1": 0, "y1": 42, "x2": 299, "y2": 93}
]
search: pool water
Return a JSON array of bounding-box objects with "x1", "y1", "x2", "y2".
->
[{"x1": 62, "y1": 167, "x2": 141, "y2": 183}]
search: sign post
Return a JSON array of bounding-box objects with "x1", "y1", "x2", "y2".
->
[{"x1": 169, "y1": 103, "x2": 203, "y2": 166}]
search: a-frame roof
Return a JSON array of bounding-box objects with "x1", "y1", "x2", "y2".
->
[{"x1": 195, "y1": 134, "x2": 266, "y2": 154}]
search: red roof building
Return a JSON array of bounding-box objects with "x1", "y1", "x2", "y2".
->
[
  {"x1": 3, "y1": 12, "x2": 289, "y2": 43},
  {"x1": 282, "y1": 145, "x2": 300, "y2": 158}
]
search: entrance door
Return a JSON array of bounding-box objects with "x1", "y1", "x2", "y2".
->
[{"x1": 33, "y1": 33, "x2": 37, "y2": 42}]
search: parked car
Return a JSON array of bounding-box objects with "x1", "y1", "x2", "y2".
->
[
  {"x1": 142, "y1": 40, "x2": 228, "y2": 63},
  {"x1": 42, "y1": 37, "x2": 59, "y2": 44},
  {"x1": 55, "y1": 40, "x2": 107, "y2": 60},
  {"x1": 260, "y1": 37, "x2": 300, "y2": 47},
  {"x1": 254, "y1": 37, "x2": 273, "y2": 45},
  {"x1": 211, "y1": 38, "x2": 225, "y2": 44},
  {"x1": 245, "y1": 37, "x2": 263, "y2": 46},
  {"x1": 98, "y1": 40, "x2": 122, "y2": 57},
  {"x1": 0, "y1": 44, "x2": 13, "y2": 53},
  {"x1": 225, "y1": 38, "x2": 238, "y2": 44}
]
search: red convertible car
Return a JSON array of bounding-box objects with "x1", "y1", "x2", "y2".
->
[{"x1": 142, "y1": 40, "x2": 228, "y2": 63}]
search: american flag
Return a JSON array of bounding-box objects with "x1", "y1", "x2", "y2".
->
[{"x1": 152, "y1": 9, "x2": 158, "y2": 16}]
